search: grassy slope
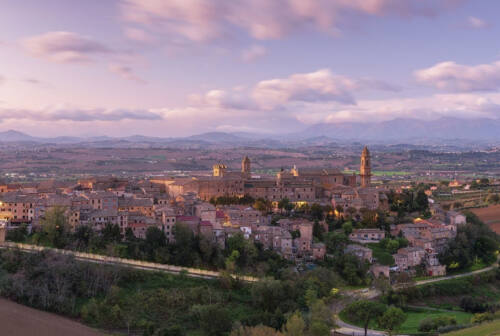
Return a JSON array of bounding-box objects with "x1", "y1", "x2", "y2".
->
[
  {"x1": 340, "y1": 308, "x2": 472, "y2": 334},
  {"x1": 398, "y1": 309, "x2": 471, "y2": 334},
  {"x1": 446, "y1": 320, "x2": 500, "y2": 336}
]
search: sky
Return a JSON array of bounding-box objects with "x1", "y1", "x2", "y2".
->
[{"x1": 1, "y1": 0, "x2": 500, "y2": 137}]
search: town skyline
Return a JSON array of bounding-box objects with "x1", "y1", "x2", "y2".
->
[{"x1": 2, "y1": 0, "x2": 500, "y2": 136}]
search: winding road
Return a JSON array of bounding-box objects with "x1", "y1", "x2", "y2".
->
[{"x1": 335, "y1": 258, "x2": 499, "y2": 336}]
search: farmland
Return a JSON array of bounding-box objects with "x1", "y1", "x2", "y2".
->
[{"x1": 471, "y1": 205, "x2": 500, "y2": 234}]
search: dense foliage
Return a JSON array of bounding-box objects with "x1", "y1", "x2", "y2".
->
[
  {"x1": 0, "y1": 248, "x2": 345, "y2": 335},
  {"x1": 439, "y1": 211, "x2": 499, "y2": 271}
]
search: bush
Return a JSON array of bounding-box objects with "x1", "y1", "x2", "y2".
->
[
  {"x1": 418, "y1": 317, "x2": 434, "y2": 332},
  {"x1": 460, "y1": 296, "x2": 488, "y2": 313},
  {"x1": 436, "y1": 324, "x2": 471, "y2": 333},
  {"x1": 471, "y1": 312, "x2": 494, "y2": 324},
  {"x1": 418, "y1": 315, "x2": 456, "y2": 332}
]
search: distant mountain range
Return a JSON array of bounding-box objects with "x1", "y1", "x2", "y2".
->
[
  {"x1": 300, "y1": 117, "x2": 500, "y2": 141},
  {"x1": 0, "y1": 117, "x2": 499, "y2": 146}
]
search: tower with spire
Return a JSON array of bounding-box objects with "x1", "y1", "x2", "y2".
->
[
  {"x1": 241, "y1": 156, "x2": 251, "y2": 178},
  {"x1": 360, "y1": 146, "x2": 372, "y2": 188}
]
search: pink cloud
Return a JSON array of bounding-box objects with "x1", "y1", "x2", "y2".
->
[
  {"x1": 466, "y1": 16, "x2": 488, "y2": 29},
  {"x1": 0, "y1": 106, "x2": 162, "y2": 122},
  {"x1": 415, "y1": 60, "x2": 500, "y2": 92},
  {"x1": 241, "y1": 45, "x2": 267, "y2": 62},
  {"x1": 120, "y1": 0, "x2": 464, "y2": 42},
  {"x1": 253, "y1": 69, "x2": 358, "y2": 108},
  {"x1": 22, "y1": 31, "x2": 111, "y2": 63},
  {"x1": 109, "y1": 64, "x2": 146, "y2": 83},
  {"x1": 189, "y1": 69, "x2": 398, "y2": 112},
  {"x1": 124, "y1": 27, "x2": 155, "y2": 43}
]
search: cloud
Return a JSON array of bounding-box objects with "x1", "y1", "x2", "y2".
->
[
  {"x1": 466, "y1": 16, "x2": 488, "y2": 29},
  {"x1": 415, "y1": 60, "x2": 500, "y2": 92},
  {"x1": 124, "y1": 27, "x2": 155, "y2": 43},
  {"x1": 109, "y1": 64, "x2": 146, "y2": 83},
  {"x1": 189, "y1": 89, "x2": 256, "y2": 110},
  {"x1": 188, "y1": 69, "x2": 399, "y2": 113},
  {"x1": 241, "y1": 45, "x2": 267, "y2": 62},
  {"x1": 253, "y1": 69, "x2": 358, "y2": 108},
  {"x1": 312, "y1": 93, "x2": 500, "y2": 124},
  {"x1": 0, "y1": 107, "x2": 162, "y2": 122},
  {"x1": 22, "y1": 31, "x2": 111, "y2": 63},
  {"x1": 251, "y1": 69, "x2": 398, "y2": 109},
  {"x1": 120, "y1": 0, "x2": 463, "y2": 42}
]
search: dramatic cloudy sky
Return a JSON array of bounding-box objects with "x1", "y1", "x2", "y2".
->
[{"x1": 1, "y1": 0, "x2": 500, "y2": 136}]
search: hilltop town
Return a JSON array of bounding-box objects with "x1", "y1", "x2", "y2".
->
[{"x1": 0, "y1": 145, "x2": 484, "y2": 285}]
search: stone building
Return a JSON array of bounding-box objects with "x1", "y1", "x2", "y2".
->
[{"x1": 360, "y1": 146, "x2": 372, "y2": 188}]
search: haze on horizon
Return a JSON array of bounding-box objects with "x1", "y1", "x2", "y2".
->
[{"x1": 1, "y1": 0, "x2": 500, "y2": 137}]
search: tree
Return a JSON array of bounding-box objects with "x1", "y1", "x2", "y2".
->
[
  {"x1": 5, "y1": 225, "x2": 28, "y2": 242},
  {"x1": 344, "y1": 300, "x2": 386, "y2": 336},
  {"x1": 342, "y1": 222, "x2": 353, "y2": 235},
  {"x1": 415, "y1": 189, "x2": 428, "y2": 211},
  {"x1": 192, "y1": 304, "x2": 232, "y2": 336},
  {"x1": 309, "y1": 299, "x2": 334, "y2": 336},
  {"x1": 325, "y1": 232, "x2": 348, "y2": 255},
  {"x1": 282, "y1": 311, "x2": 305, "y2": 336},
  {"x1": 146, "y1": 226, "x2": 166, "y2": 249},
  {"x1": 313, "y1": 220, "x2": 325, "y2": 241},
  {"x1": 171, "y1": 223, "x2": 197, "y2": 266},
  {"x1": 101, "y1": 223, "x2": 122, "y2": 244},
  {"x1": 346, "y1": 207, "x2": 357, "y2": 219},
  {"x1": 226, "y1": 232, "x2": 257, "y2": 269},
  {"x1": 254, "y1": 198, "x2": 272, "y2": 213},
  {"x1": 278, "y1": 198, "x2": 291, "y2": 214},
  {"x1": 231, "y1": 325, "x2": 283, "y2": 336},
  {"x1": 439, "y1": 212, "x2": 499, "y2": 270},
  {"x1": 386, "y1": 240, "x2": 400, "y2": 254},
  {"x1": 41, "y1": 206, "x2": 70, "y2": 248},
  {"x1": 310, "y1": 203, "x2": 324, "y2": 221},
  {"x1": 372, "y1": 276, "x2": 391, "y2": 296},
  {"x1": 378, "y1": 307, "x2": 406, "y2": 336}
]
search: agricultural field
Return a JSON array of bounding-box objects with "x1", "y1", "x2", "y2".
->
[{"x1": 471, "y1": 205, "x2": 500, "y2": 233}]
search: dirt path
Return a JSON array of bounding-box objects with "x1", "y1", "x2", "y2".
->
[{"x1": 0, "y1": 298, "x2": 102, "y2": 336}]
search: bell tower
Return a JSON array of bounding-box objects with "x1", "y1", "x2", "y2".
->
[
  {"x1": 241, "y1": 156, "x2": 251, "y2": 178},
  {"x1": 360, "y1": 146, "x2": 371, "y2": 188},
  {"x1": 0, "y1": 222, "x2": 5, "y2": 244},
  {"x1": 213, "y1": 163, "x2": 227, "y2": 177}
]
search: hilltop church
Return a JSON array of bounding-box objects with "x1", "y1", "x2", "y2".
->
[{"x1": 152, "y1": 147, "x2": 386, "y2": 210}]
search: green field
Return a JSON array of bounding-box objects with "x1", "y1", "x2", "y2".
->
[
  {"x1": 398, "y1": 309, "x2": 472, "y2": 334},
  {"x1": 340, "y1": 308, "x2": 472, "y2": 334},
  {"x1": 446, "y1": 320, "x2": 500, "y2": 336}
]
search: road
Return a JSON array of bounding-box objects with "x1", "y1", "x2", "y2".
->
[
  {"x1": 413, "y1": 262, "x2": 498, "y2": 286},
  {"x1": 336, "y1": 258, "x2": 499, "y2": 336},
  {"x1": 0, "y1": 241, "x2": 258, "y2": 282},
  {"x1": 336, "y1": 318, "x2": 387, "y2": 336}
]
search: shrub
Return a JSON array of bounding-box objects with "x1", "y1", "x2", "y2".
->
[
  {"x1": 418, "y1": 317, "x2": 434, "y2": 332},
  {"x1": 418, "y1": 315, "x2": 457, "y2": 332},
  {"x1": 460, "y1": 296, "x2": 488, "y2": 313},
  {"x1": 436, "y1": 324, "x2": 471, "y2": 333},
  {"x1": 471, "y1": 312, "x2": 494, "y2": 324}
]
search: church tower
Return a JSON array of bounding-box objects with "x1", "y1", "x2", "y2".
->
[
  {"x1": 360, "y1": 146, "x2": 371, "y2": 188},
  {"x1": 213, "y1": 163, "x2": 227, "y2": 177},
  {"x1": 241, "y1": 156, "x2": 251, "y2": 178}
]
